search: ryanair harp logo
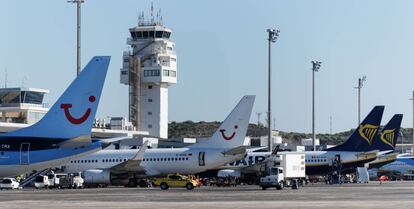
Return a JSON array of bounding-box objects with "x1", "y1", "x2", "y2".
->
[
  {"x1": 358, "y1": 124, "x2": 378, "y2": 145},
  {"x1": 380, "y1": 129, "x2": 396, "y2": 148}
]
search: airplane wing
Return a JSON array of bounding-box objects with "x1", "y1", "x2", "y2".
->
[
  {"x1": 222, "y1": 146, "x2": 247, "y2": 155},
  {"x1": 246, "y1": 147, "x2": 267, "y2": 152},
  {"x1": 100, "y1": 136, "x2": 130, "y2": 144},
  {"x1": 58, "y1": 136, "x2": 131, "y2": 149},
  {"x1": 110, "y1": 141, "x2": 148, "y2": 174}
]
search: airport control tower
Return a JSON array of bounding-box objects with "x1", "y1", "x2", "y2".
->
[{"x1": 120, "y1": 8, "x2": 177, "y2": 139}]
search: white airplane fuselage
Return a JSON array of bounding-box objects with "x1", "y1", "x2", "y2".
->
[{"x1": 63, "y1": 147, "x2": 244, "y2": 176}]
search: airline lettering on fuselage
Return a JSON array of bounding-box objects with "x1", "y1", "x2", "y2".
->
[
  {"x1": 228, "y1": 155, "x2": 266, "y2": 166},
  {"x1": 358, "y1": 124, "x2": 378, "y2": 145},
  {"x1": 380, "y1": 129, "x2": 395, "y2": 148}
]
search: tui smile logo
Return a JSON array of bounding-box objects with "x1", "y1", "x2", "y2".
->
[
  {"x1": 358, "y1": 124, "x2": 378, "y2": 145},
  {"x1": 60, "y1": 96, "x2": 95, "y2": 125},
  {"x1": 220, "y1": 125, "x2": 238, "y2": 140}
]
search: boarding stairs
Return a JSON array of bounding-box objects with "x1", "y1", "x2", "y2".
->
[{"x1": 19, "y1": 169, "x2": 49, "y2": 188}]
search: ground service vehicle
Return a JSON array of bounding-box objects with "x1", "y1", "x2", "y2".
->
[
  {"x1": 0, "y1": 178, "x2": 20, "y2": 190},
  {"x1": 47, "y1": 173, "x2": 67, "y2": 189},
  {"x1": 35, "y1": 175, "x2": 50, "y2": 189},
  {"x1": 58, "y1": 174, "x2": 84, "y2": 189},
  {"x1": 153, "y1": 174, "x2": 197, "y2": 190},
  {"x1": 260, "y1": 153, "x2": 305, "y2": 190}
]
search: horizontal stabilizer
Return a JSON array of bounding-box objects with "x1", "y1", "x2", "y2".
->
[
  {"x1": 356, "y1": 150, "x2": 378, "y2": 159},
  {"x1": 222, "y1": 146, "x2": 247, "y2": 156}
]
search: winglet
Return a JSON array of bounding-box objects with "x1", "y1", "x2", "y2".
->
[{"x1": 132, "y1": 140, "x2": 149, "y2": 161}]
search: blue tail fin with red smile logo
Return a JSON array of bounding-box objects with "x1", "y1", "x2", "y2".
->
[
  {"x1": 4, "y1": 56, "x2": 110, "y2": 139},
  {"x1": 326, "y1": 106, "x2": 384, "y2": 151}
]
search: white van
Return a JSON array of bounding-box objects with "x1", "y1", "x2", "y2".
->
[{"x1": 35, "y1": 175, "x2": 50, "y2": 189}]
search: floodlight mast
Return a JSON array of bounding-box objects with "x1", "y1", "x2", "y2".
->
[
  {"x1": 67, "y1": 0, "x2": 85, "y2": 76},
  {"x1": 354, "y1": 76, "x2": 366, "y2": 125},
  {"x1": 311, "y1": 61, "x2": 321, "y2": 151},
  {"x1": 266, "y1": 28, "x2": 280, "y2": 152}
]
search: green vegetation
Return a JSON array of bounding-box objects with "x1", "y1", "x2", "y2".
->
[{"x1": 169, "y1": 121, "x2": 412, "y2": 145}]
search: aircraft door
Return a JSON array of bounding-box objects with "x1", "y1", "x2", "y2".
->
[
  {"x1": 198, "y1": 152, "x2": 205, "y2": 166},
  {"x1": 20, "y1": 143, "x2": 30, "y2": 165}
]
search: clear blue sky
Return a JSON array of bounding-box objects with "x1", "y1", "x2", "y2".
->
[{"x1": 2, "y1": 0, "x2": 414, "y2": 134}]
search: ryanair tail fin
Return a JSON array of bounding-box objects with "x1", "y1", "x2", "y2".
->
[
  {"x1": 189, "y1": 95, "x2": 255, "y2": 149},
  {"x1": 4, "y1": 56, "x2": 110, "y2": 139},
  {"x1": 371, "y1": 114, "x2": 402, "y2": 151},
  {"x1": 326, "y1": 106, "x2": 384, "y2": 151}
]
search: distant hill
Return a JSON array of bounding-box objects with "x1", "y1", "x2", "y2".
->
[{"x1": 168, "y1": 121, "x2": 412, "y2": 146}]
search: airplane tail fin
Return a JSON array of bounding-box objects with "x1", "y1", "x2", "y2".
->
[
  {"x1": 190, "y1": 95, "x2": 255, "y2": 149},
  {"x1": 5, "y1": 56, "x2": 110, "y2": 139},
  {"x1": 371, "y1": 114, "x2": 402, "y2": 151},
  {"x1": 326, "y1": 106, "x2": 384, "y2": 151}
]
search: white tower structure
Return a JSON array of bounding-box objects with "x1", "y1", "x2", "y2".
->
[{"x1": 120, "y1": 8, "x2": 176, "y2": 139}]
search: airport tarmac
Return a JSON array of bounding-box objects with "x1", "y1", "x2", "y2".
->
[{"x1": 0, "y1": 181, "x2": 413, "y2": 209}]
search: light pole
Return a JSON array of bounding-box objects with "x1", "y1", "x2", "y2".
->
[
  {"x1": 354, "y1": 76, "x2": 366, "y2": 125},
  {"x1": 311, "y1": 61, "x2": 321, "y2": 151},
  {"x1": 68, "y1": 0, "x2": 85, "y2": 76},
  {"x1": 267, "y1": 28, "x2": 280, "y2": 152}
]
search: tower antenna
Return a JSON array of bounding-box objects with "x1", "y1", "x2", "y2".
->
[{"x1": 150, "y1": 2, "x2": 154, "y2": 24}]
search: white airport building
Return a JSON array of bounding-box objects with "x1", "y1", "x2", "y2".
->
[{"x1": 0, "y1": 88, "x2": 49, "y2": 132}]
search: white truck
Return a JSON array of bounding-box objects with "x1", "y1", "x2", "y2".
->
[{"x1": 259, "y1": 153, "x2": 306, "y2": 190}]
